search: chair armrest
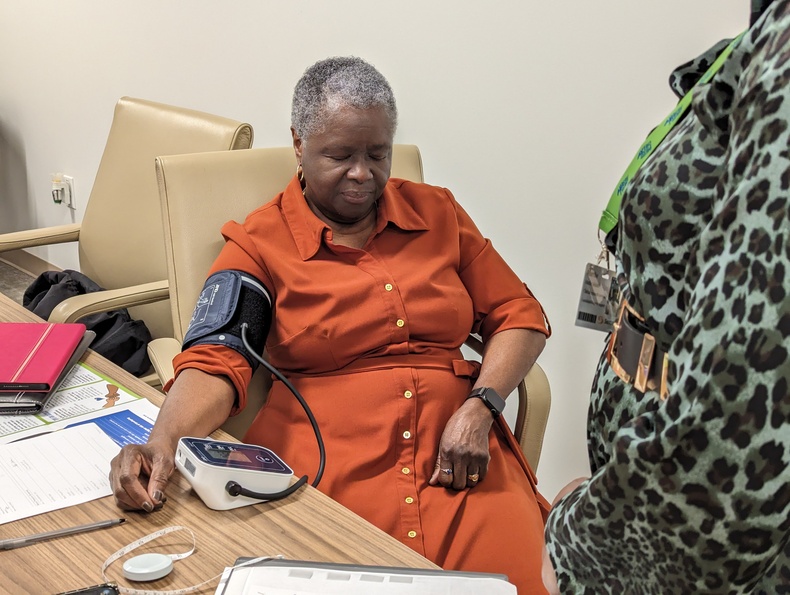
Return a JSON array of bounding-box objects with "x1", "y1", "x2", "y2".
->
[
  {"x1": 47, "y1": 279, "x2": 170, "y2": 323},
  {"x1": 515, "y1": 363, "x2": 551, "y2": 472},
  {"x1": 0, "y1": 223, "x2": 81, "y2": 252},
  {"x1": 147, "y1": 337, "x2": 181, "y2": 386},
  {"x1": 463, "y1": 334, "x2": 484, "y2": 355}
]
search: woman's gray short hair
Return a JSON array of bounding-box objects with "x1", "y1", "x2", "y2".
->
[{"x1": 291, "y1": 56, "x2": 398, "y2": 141}]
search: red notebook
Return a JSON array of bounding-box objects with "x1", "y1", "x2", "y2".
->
[{"x1": 0, "y1": 322, "x2": 87, "y2": 392}]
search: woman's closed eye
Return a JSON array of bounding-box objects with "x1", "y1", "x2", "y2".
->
[{"x1": 324, "y1": 153, "x2": 387, "y2": 162}]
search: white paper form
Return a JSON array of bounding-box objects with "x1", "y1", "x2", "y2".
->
[
  {"x1": 0, "y1": 362, "x2": 150, "y2": 444},
  {"x1": 0, "y1": 424, "x2": 120, "y2": 524}
]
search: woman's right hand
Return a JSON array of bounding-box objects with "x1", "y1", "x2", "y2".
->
[
  {"x1": 107, "y1": 369, "x2": 237, "y2": 512},
  {"x1": 108, "y1": 439, "x2": 175, "y2": 512}
]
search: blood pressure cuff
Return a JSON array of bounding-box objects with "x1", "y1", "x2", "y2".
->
[{"x1": 182, "y1": 270, "x2": 272, "y2": 370}]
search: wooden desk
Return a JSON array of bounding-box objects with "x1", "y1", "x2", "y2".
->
[{"x1": 0, "y1": 294, "x2": 437, "y2": 594}]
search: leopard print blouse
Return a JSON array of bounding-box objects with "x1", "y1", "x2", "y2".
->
[{"x1": 545, "y1": 1, "x2": 790, "y2": 592}]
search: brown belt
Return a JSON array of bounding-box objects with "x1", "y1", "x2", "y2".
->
[{"x1": 606, "y1": 299, "x2": 669, "y2": 399}]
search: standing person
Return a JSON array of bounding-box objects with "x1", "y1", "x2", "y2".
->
[
  {"x1": 110, "y1": 56, "x2": 552, "y2": 592},
  {"x1": 544, "y1": 1, "x2": 790, "y2": 592}
]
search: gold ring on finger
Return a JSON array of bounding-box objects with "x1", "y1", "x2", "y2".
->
[{"x1": 467, "y1": 473, "x2": 480, "y2": 482}]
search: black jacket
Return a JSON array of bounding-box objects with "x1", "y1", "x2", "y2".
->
[{"x1": 23, "y1": 270, "x2": 153, "y2": 377}]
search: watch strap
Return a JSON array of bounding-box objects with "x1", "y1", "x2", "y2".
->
[{"x1": 466, "y1": 387, "x2": 505, "y2": 418}]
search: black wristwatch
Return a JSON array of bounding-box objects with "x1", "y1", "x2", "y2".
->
[{"x1": 466, "y1": 387, "x2": 506, "y2": 418}]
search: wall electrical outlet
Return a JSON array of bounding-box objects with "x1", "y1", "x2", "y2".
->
[{"x1": 51, "y1": 173, "x2": 76, "y2": 209}]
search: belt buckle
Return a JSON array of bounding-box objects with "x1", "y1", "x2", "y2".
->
[
  {"x1": 607, "y1": 299, "x2": 633, "y2": 384},
  {"x1": 607, "y1": 299, "x2": 661, "y2": 395},
  {"x1": 633, "y1": 332, "x2": 655, "y2": 394},
  {"x1": 659, "y1": 355, "x2": 669, "y2": 401}
]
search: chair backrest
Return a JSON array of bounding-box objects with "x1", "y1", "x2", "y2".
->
[
  {"x1": 156, "y1": 145, "x2": 422, "y2": 437},
  {"x1": 78, "y1": 96, "x2": 253, "y2": 341}
]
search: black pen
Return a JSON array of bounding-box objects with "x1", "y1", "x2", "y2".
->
[{"x1": 0, "y1": 518, "x2": 126, "y2": 550}]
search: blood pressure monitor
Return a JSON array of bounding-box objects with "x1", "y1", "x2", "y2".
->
[{"x1": 175, "y1": 437, "x2": 294, "y2": 510}]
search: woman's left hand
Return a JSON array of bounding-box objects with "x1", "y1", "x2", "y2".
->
[{"x1": 429, "y1": 398, "x2": 494, "y2": 490}]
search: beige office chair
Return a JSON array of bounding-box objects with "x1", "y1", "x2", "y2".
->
[
  {"x1": 0, "y1": 97, "x2": 253, "y2": 384},
  {"x1": 150, "y1": 145, "x2": 550, "y2": 470}
]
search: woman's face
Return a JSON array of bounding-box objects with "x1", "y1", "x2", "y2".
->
[{"x1": 293, "y1": 104, "x2": 393, "y2": 228}]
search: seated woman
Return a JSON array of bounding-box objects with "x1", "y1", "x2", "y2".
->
[{"x1": 109, "y1": 56, "x2": 551, "y2": 592}]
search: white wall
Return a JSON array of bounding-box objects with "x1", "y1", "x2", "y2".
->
[{"x1": 0, "y1": 1, "x2": 745, "y2": 498}]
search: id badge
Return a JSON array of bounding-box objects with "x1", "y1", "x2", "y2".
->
[{"x1": 575, "y1": 263, "x2": 620, "y2": 332}]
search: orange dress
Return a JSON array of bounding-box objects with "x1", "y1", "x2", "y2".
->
[{"x1": 172, "y1": 177, "x2": 551, "y2": 592}]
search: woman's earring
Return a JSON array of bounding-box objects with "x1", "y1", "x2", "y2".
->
[{"x1": 296, "y1": 163, "x2": 305, "y2": 183}]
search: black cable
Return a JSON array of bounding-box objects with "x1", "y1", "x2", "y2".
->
[
  {"x1": 224, "y1": 323, "x2": 325, "y2": 501},
  {"x1": 225, "y1": 476, "x2": 307, "y2": 500}
]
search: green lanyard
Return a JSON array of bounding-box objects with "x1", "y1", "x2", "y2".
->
[{"x1": 598, "y1": 32, "x2": 746, "y2": 235}]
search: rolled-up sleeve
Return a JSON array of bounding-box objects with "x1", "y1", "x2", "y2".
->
[{"x1": 451, "y1": 193, "x2": 550, "y2": 341}]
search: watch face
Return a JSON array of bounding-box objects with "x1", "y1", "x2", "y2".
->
[
  {"x1": 484, "y1": 388, "x2": 505, "y2": 414},
  {"x1": 470, "y1": 387, "x2": 505, "y2": 416}
]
